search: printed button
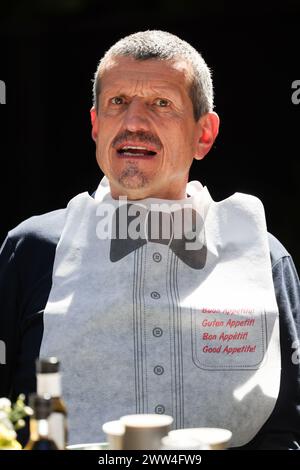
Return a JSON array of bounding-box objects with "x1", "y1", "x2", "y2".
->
[
  {"x1": 153, "y1": 252, "x2": 162, "y2": 262},
  {"x1": 153, "y1": 327, "x2": 163, "y2": 338},
  {"x1": 155, "y1": 405, "x2": 165, "y2": 414},
  {"x1": 151, "y1": 291, "x2": 161, "y2": 300},
  {"x1": 154, "y1": 365, "x2": 164, "y2": 375}
]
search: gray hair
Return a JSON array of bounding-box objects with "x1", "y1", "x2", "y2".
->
[{"x1": 92, "y1": 30, "x2": 214, "y2": 121}]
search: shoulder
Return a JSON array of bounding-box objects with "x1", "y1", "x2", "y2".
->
[
  {"x1": 267, "y1": 233, "x2": 300, "y2": 314},
  {"x1": 4, "y1": 208, "x2": 67, "y2": 257},
  {"x1": 5, "y1": 188, "x2": 97, "y2": 253},
  {"x1": 267, "y1": 232, "x2": 291, "y2": 268}
]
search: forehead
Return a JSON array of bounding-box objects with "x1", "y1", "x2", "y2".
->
[{"x1": 99, "y1": 56, "x2": 192, "y2": 95}]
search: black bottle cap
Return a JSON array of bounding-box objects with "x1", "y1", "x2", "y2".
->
[
  {"x1": 29, "y1": 393, "x2": 53, "y2": 419},
  {"x1": 36, "y1": 357, "x2": 60, "y2": 374}
]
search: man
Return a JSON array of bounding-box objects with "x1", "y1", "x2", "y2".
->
[{"x1": 0, "y1": 30, "x2": 300, "y2": 449}]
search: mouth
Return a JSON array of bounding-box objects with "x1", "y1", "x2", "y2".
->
[{"x1": 115, "y1": 143, "x2": 158, "y2": 158}]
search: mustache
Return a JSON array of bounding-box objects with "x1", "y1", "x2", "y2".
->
[{"x1": 112, "y1": 130, "x2": 162, "y2": 150}]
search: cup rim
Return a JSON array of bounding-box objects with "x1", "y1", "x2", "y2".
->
[
  {"x1": 120, "y1": 413, "x2": 174, "y2": 428},
  {"x1": 161, "y1": 435, "x2": 209, "y2": 450},
  {"x1": 169, "y1": 427, "x2": 232, "y2": 445},
  {"x1": 102, "y1": 420, "x2": 125, "y2": 436}
]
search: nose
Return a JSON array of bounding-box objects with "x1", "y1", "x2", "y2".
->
[{"x1": 122, "y1": 98, "x2": 150, "y2": 133}]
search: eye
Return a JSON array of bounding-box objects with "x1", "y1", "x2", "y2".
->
[
  {"x1": 154, "y1": 98, "x2": 170, "y2": 107},
  {"x1": 111, "y1": 96, "x2": 124, "y2": 105}
]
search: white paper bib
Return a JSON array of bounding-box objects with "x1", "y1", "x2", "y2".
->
[{"x1": 40, "y1": 177, "x2": 280, "y2": 446}]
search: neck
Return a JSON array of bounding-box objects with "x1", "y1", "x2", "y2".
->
[
  {"x1": 37, "y1": 373, "x2": 61, "y2": 397},
  {"x1": 30, "y1": 418, "x2": 49, "y2": 440},
  {"x1": 110, "y1": 182, "x2": 188, "y2": 201}
]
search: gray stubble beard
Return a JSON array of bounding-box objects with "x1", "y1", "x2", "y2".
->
[{"x1": 118, "y1": 162, "x2": 149, "y2": 189}]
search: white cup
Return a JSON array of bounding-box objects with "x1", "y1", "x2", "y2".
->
[
  {"x1": 102, "y1": 420, "x2": 125, "y2": 450},
  {"x1": 168, "y1": 428, "x2": 232, "y2": 450},
  {"x1": 160, "y1": 435, "x2": 209, "y2": 450},
  {"x1": 120, "y1": 414, "x2": 174, "y2": 450}
]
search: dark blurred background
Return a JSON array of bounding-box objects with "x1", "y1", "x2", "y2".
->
[{"x1": 0, "y1": 0, "x2": 299, "y2": 267}]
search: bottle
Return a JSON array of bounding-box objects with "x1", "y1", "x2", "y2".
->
[
  {"x1": 36, "y1": 357, "x2": 68, "y2": 449},
  {"x1": 25, "y1": 394, "x2": 58, "y2": 450}
]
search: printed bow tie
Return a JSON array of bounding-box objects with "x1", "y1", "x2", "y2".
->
[{"x1": 110, "y1": 204, "x2": 207, "y2": 270}]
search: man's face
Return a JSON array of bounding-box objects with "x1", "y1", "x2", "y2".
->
[{"x1": 91, "y1": 56, "x2": 218, "y2": 200}]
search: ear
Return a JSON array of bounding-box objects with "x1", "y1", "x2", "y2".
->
[
  {"x1": 90, "y1": 106, "x2": 99, "y2": 142},
  {"x1": 194, "y1": 112, "x2": 220, "y2": 160}
]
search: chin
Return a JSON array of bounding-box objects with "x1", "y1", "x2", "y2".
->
[{"x1": 119, "y1": 173, "x2": 149, "y2": 190}]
